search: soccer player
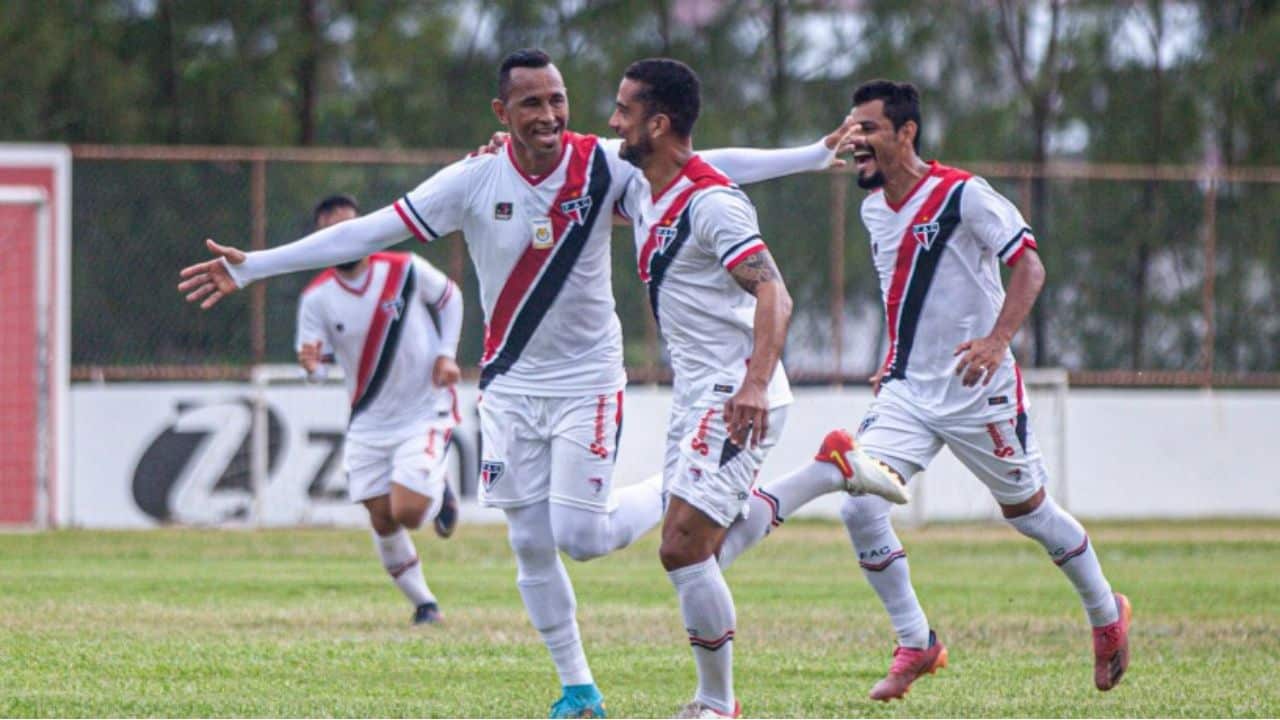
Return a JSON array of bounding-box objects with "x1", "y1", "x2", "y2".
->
[
  {"x1": 608, "y1": 59, "x2": 909, "y2": 719},
  {"x1": 837, "y1": 79, "x2": 1131, "y2": 700},
  {"x1": 296, "y1": 193, "x2": 462, "y2": 625},
  {"x1": 178, "y1": 49, "x2": 851, "y2": 718}
]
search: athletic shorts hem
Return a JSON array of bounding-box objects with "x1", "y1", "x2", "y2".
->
[{"x1": 668, "y1": 486, "x2": 736, "y2": 529}]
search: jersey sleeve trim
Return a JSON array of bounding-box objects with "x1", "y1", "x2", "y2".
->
[
  {"x1": 394, "y1": 195, "x2": 440, "y2": 242},
  {"x1": 998, "y1": 227, "x2": 1037, "y2": 265},
  {"x1": 723, "y1": 238, "x2": 767, "y2": 270}
]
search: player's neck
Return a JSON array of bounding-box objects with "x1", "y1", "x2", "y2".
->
[
  {"x1": 883, "y1": 157, "x2": 933, "y2": 206},
  {"x1": 335, "y1": 258, "x2": 369, "y2": 280},
  {"x1": 644, "y1": 144, "x2": 694, "y2": 199},
  {"x1": 510, "y1": 138, "x2": 564, "y2": 179}
]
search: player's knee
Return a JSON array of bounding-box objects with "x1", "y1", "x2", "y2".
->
[
  {"x1": 839, "y1": 493, "x2": 893, "y2": 531},
  {"x1": 658, "y1": 529, "x2": 713, "y2": 571},
  {"x1": 507, "y1": 522, "x2": 556, "y2": 563},
  {"x1": 553, "y1": 524, "x2": 611, "y2": 562},
  {"x1": 392, "y1": 504, "x2": 426, "y2": 530}
]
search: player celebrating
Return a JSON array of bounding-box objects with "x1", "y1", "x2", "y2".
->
[
  {"x1": 836, "y1": 79, "x2": 1131, "y2": 700},
  {"x1": 179, "y1": 49, "x2": 852, "y2": 718},
  {"x1": 296, "y1": 194, "x2": 462, "y2": 625},
  {"x1": 608, "y1": 59, "x2": 909, "y2": 719}
]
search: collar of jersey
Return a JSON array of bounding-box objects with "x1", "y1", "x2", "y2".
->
[{"x1": 506, "y1": 131, "x2": 571, "y2": 187}]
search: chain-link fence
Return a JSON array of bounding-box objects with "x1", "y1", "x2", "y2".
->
[{"x1": 71, "y1": 145, "x2": 1280, "y2": 385}]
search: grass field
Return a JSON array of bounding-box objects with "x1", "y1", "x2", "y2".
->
[{"x1": 2, "y1": 519, "x2": 1277, "y2": 717}]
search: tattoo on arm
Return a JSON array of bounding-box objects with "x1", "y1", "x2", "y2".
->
[{"x1": 730, "y1": 250, "x2": 781, "y2": 295}]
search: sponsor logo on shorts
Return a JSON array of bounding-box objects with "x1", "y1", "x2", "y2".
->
[
  {"x1": 986, "y1": 422, "x2": 1015, "y2": 458},
  {"x1": 857, "y1": 413, "x2": 878, "y2": 437},
  {"x1": 587, "y1": 477, "x2": 604, "y2": 496},
  {"x1": 480, "y1": 460, "x2": 506, "y2": 490},
  {"x1": 987, "y1": 395, "x2": 1009, "y2": 406},
  {"x1": 713, "y1": 383, "x2": 734, "y2": 394},
  {"x1": 687, "y1": 467, "x2": 702, "y2": 482},
  {"x1": 690, "y1": 408, "x2": 717, "y2": 456},
  {"x1": 335, "y1": 323, "x2": 344, "y2": 333},
  {"x1": 494, "y1": 201, "x2": 513, "y2": 220}
]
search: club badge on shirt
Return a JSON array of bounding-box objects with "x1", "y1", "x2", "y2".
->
[{"x1": 531, "y1": 217, "x2": 554, "y2": 249}]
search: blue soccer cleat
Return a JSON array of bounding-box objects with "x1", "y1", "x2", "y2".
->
[{"x1": 549, "y1": 683, "x2": 606, "y2": 718}]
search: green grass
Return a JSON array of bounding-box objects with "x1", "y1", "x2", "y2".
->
[{"x1": 1, "y1": 519, "x2": 1277, "y2": 717}]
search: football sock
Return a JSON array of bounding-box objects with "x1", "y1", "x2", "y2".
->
[
  {"x1": 1005, "y1": 495, "x2": 1119, "y2": 626},
  {"x1": 668, "y1": 556, "x2": 736, "y2": 715},
  {"x1": 718, "y1": 462, "x2": 845, "y2": 568},
  {"x1": 840, "y1": 494, "x2": 931, "y2": 648},
  {"x1": 549, "y1": 474, "x2": 664, "y2": 561},
  {"x1": 373, "y1": 527, "x2": 434, "y2": 607},
  {"x1": 506, "y1": 503, "x2": 594, "y2": 687}
]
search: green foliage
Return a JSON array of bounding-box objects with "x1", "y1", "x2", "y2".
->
[{"x1": 1, "y1": 521, "x2": 1278, "y2": 716}]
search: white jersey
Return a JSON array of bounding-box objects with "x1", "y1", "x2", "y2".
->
[
  {"x1": 393, "y1": 132, "x2": 633, "y2": 396},
  {"x1": 296, "y1": 252, "x2": 460, "y2": 440},
  {"x1": 861, "y1": 161, "x2": 1038, "y2": 420},
  {"x1": 619, "y1": 154, "x2": 792, "y2": 408}
]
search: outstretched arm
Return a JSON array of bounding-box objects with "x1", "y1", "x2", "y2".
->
[
  {"x1": 701, "y1": 115, "x2": 856, "y2": 185},
  {"x1": 179, "y1": 206, "x2": 410, "y2": 309},
  {"x1": 724, "y1": 249, "x2": 793, "y2": 448}
]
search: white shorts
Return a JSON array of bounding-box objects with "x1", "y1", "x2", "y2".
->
[
  {"x1": 343, "y1": 419, "x2": 455, "y2": 506},
  {"x1": 855, "y1": 391, "x2": 1045, "y2": 505},
  {"x1": 477, "y1": 389, "x2": 623, "y2": 512},
  {"x1": 664, "y1": 388, "x2": 789, "y2": 528}
]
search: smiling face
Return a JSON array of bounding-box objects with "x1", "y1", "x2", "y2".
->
[
  {"x1": 848, "y1": 98, "x2": 917, "y2": 190},
  {"x1": 492, "y1": 64, "x2": 569, "y2": 160},
  {"x1": 608, "y1": 78, "x2": 657, "y2": 169}
]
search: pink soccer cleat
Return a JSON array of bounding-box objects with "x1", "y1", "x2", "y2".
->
[
  {"x1": 869, "y1": 630, "x2": 948, "y2": 701},
  {"x1": 815, "y1": 430, "x2": 911, "y2": 504},
  {"x1": 1092, "y1": 592, "x2": 1132, "y2": 691}
]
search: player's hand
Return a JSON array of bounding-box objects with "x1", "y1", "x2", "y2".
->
[
  {"x1": 824, "y1": 113, "x2": 858, "y2": 169},
  {"x1": 869, "y1": 366, "x2": 886, "y2": 396},
  {"x1": 954, "y1": 335, "x2": 1008, "y2": 387},
  {"x1": 432, "y1": 356, "x2": 461, "y2": 387},
  {"x1": 178, "y1": 239, "x2": 246, "y2": 309},
  {"x1": 724, "y1": 381, "x2": 770, "y2": 449},
  {"x1": 471, "y1": 131, "x2": 510, "y2": 157},
  {"x1": 298, "y1": 341, "x2": 323, "y2": 374}
]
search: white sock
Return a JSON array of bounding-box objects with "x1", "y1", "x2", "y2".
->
[
  {"x1": 507, "y1": 504, "x2": 594, "y2": 686},
  {"x1": 719, "y1": 462, "x2": 845, "y2": 568},
  {"x1": 840, "y1": 494, "x2": 930, "y2": 648},
  {"x1": 668, "y1": 556, "x2": 736, "y2": 715},
  {"x1": 373, "y1": 527, "x2": 434, "y2": 607},
  {"x1": 1005, "y1": 496, "x2": 1118, "y2": 626}
]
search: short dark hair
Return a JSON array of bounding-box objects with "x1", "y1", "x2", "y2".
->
[
  {"x1": 313, "y1": 194, "x2": 359, "y2": 224},
  {"x1": 622, "y1": 58, "x2": 701, "y2": 138},
  {"x1": 498, "y1": 48, "x2": 553, "y2": 101},
  {"x1": 852, "y1": 79, "x2": 922, "y2": 153}
]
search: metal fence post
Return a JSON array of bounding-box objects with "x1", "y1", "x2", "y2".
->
[
  {"x1": 250, "y1": 156, "x2": 267, "y2": 366},
  {"x1": 1201, "y1": 178, "x2": 1218, "y2": 385}
]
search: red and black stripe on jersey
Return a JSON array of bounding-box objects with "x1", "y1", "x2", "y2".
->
[
  {"x1": 478, "y1": 133, "x2": 612, "y2": 389},
  {"x1": 638, "y1": 157, "x2": 733, "y2": 324},
  {"x1": 882, "y1": 166, "x2": 972, "y2": 383},
  {"x1": 351, "y1": 255, "x2": 415, "y2": 419}
]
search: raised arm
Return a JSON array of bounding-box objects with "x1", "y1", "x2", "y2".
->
[
  {"x1": 701, "y1": 114, "x2": 856, "y2": 185},
  {"x1": 179, "y1": 206, "x2": 409, "y2": 309}
]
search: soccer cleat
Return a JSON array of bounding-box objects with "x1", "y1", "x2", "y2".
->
[
  {"x1": 549, "y1": 683, "x2": 606, "y2": 719},
  {"x1": 412, "y1": 601, "x2": 442, "y2": 625},
  {"x1": 674, "y1": 699, "x2": 742, "y2": 718},
  {"x1": 815, "y1": 429, "x2": 911, "y2": 504},
  {"x1": 1092, "y1": 592, "x2": 1132, "y2": 691},
  {"x1": 869, "y1": 629, "x2": 948, "y2": 701},
  {"x1": 433, "y1": 483, "x2": 459, "y2": 538}
]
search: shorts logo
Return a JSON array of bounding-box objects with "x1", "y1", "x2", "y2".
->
[
  {"x1": 857, "y1": 413, "x2": 879, "y2": 437},
  {"x1": 587, "y1": 477, "x2": 604, "y2": 496},
  {"x1": 986, "y1": 423, "x2": 1015, "y2": 458},
  {"x1": 912, "y1": 220, "x2": 940, "y2": 250},
  {"x1": 335, "y1": 323, "x2": 344, "y2": 333},
  {"x1": 530, "y1": 217, "x2": 554, "y2": 249},
  {"x1": 494, "y1": 202, "x2": 513, "y2": 220},
  {"x1": 655, "y1": 224, "x2": 679, "y2": 252},
  {"x1": 560, "y1": 196, "x2": 593, "y2": 227},
  {"x1": 987, "y1": 395, "x2": 1009, "y2": 406},
  {"x1": 480, "y1": 460, "x2": 506, "y2": 490},
  {"x1": 713, "y1": 383, "x2": 734, "y2": 394}
]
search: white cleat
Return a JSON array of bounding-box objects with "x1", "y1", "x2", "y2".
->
[
  {"x1": 675, "y1": 700, "x2": 741, "y2": 718},
  {"x1": 815, "y1": 429, "x2": 911, "y2": 504}
]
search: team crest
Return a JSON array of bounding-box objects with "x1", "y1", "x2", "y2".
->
[
  {"x1": 381, "y1": 296, "x2": 405, "y2": 319},
  {"x1": 480, "y1": 460, "x2": 506, "y2": 490},
  {"x1": 559, "y1": 196, "x2": 593, "y2": 226},
  {"x1": 912, "y1": 220, "x2": 940, "y2": 250},
  {"x1": 530, "y1": 217, "x2": 554, "y2": 249},
  {"x1": 587, "y1": 477, "x2": 604, "y2": 496},
  {"x1": 655, "y1": 224, "x2": 679, "y2": 252}
]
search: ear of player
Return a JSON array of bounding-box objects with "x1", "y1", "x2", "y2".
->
[{"x1": 815, "y1": 429, "x2": 911, "y2": 504}]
